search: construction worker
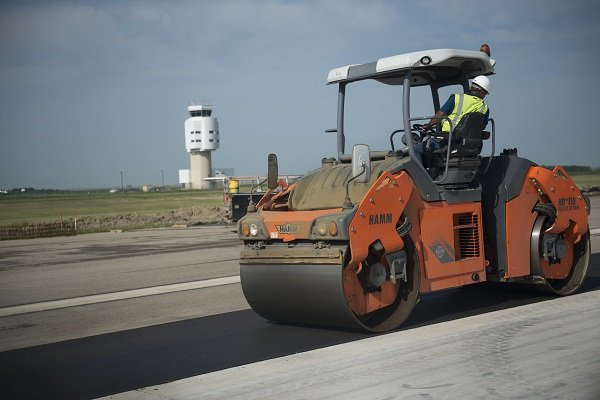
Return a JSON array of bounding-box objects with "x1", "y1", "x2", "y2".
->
[{"x1": 415, "y1": 75, "x2": 491, "y2": 161}]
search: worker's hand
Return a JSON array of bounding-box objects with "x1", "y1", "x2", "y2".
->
[
  {"x1": 418, "y1": 125, "x2": 432, "y2": 137},
  {"x1": 412, "y1": 123, "x2": 431, "y2": 137}
]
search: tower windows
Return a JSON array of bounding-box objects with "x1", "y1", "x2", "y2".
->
[{"x1": 189, "y1": 110, "x2": 212, "y2": 117}]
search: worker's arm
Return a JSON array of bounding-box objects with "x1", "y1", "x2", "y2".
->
[
  {"x1": 422, "y1": 110, "x2": 446, "y2": 131},
  {"x1": 421, "y1": 95, "x2": 454, "y2": 131}
]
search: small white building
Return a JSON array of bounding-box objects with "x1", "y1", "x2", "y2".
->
[{"x1": 178, "y1": 169, "x2": 191, "y2": 189}]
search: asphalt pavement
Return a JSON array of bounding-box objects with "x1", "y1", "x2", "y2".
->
[{"x1": 0, "y1": 197, "x2": 598, "y2": 400}]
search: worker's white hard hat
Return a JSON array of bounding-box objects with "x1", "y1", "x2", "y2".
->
[{"x1": 471, "y1": 75, "x2": 491, "y2": 94}]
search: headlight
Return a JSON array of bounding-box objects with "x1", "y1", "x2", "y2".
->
[
  {"x1": 328, "y1": 220, "x2": 338, "y2": 236},
  {"x1": 311, "y1": 217, "x2": 341, "y2": 239},
  {"x1": 241, "y1": 223, "x2": 250, "y2": 237},
  {"x1": 317, "y1": 222, "x2": 327, "y2": 236},
  {"x1": 238, "y1": 218, "x2": 268, "y2": 240}
]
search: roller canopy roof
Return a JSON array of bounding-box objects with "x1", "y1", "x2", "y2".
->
[{"x1": 327, "y1": 48, "x2": 495, "y2": 87}]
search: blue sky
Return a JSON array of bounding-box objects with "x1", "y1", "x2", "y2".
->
[{"x1": 1, "y1": 0, "x2": 599, "y2": 189}]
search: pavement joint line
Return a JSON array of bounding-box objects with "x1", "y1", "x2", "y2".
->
[{"x1": 0, "y1": 275, "x2": 241, "y2": 318}]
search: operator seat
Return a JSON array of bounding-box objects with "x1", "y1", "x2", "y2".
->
[{"x1": 423, "y1": 112, "x2": 488, "y2": 187}]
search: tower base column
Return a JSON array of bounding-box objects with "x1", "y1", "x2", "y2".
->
[{"x1": 190, "y1": 151, "x2": 213, "y2": 189}]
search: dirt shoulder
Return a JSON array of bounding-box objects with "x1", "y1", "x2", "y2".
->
[{"x1": 75, "y1": 206, "x2": 230, "y2": 232}]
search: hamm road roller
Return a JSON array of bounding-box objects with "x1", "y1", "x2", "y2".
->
[{"x1": 237, "y1": 45, "x2": 591, "y2": 332}]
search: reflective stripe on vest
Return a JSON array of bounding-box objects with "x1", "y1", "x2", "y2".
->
[{"x1": 441, "y1": 94, "x2": 488, "y2": 132}]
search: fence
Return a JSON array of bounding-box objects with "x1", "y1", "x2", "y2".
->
[{"x1": 0, "y1": 220, "x2": 77, "y2": 240}]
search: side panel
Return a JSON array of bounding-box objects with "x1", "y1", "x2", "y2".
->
[
  {"x1": 504, "y1": 177, "x2": 539, "y2": 278},
  {"x1": 419, "y1": 201, "x2": 486, "y2": 292},
  {"x1": 478, "y1": 152, "x2": 535, "y2": 277},
  {"x1": 348, "y1": 171, "x2": 414, "y2": 270},
  {"x1": 498, "y1": 165, "x2": 588, "y2": 279},
  {"x1": 528, "y1": 166, "x2": 589, "y2": 234}
]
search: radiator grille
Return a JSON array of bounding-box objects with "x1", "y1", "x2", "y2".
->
[{"x1": 454, "y1": 213, "x2": 480, "y2": 259}]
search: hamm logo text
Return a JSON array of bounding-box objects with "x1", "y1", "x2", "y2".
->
[
  {"x1": 368, "y1": 213, "x2": 392, "y2": 225},
  {"x1": 275, "y1": 224, "x2": 301, "y2": 234}
]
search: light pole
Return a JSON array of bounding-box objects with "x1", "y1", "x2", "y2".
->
[
  {"x1": 161, "y1": 169, "x2": 164, "y2": 187},
  {"x1": 120, "y1": 171, "x2": 124, "y2": 192}
]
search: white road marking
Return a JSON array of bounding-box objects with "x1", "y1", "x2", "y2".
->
[
  {"x1": 591, "y1": 228, "x2": 600, "y2": 235},
  {"x1": 0, "y1": 275, "x2": 241, "y2": 318}
]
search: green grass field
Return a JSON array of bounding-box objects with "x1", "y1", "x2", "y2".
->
[
  {"x1": 571, "y1": 174, "x2": 600, "y2": 188},
  {"x1": 0, "y1": 189, "x2": 225, "y2": 226},
  {"x1": 1, "y1": 173, "x2": 598, "y2": 227}
]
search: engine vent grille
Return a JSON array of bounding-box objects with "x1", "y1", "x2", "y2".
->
[{"x1": 454, "y1": 213, "x2": 480, "y2": 259}]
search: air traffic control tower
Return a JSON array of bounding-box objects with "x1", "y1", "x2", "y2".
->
[{"x1": 183, "y1": 104, "x2": 219, "y2": 189}]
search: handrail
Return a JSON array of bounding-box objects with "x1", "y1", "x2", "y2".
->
[
  {"x1": 336, "y1": 83, "x2": 346, "y2": 161},
  {"x1": 481, "y1": 118, "x2": 496, "y2": 175},
  {"x1": 405, "y1": 115, "x2": 454, "y2": 184},
  {"x1": 389, "y1": 129, "x2": 404, "y2": 151},
  {"x1": 433, "y1": 115, "x2": 454, "y2": 184}
]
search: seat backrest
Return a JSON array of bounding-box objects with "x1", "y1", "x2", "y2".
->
[{"x1": 452, "y1": 112, "x2": 486, "y2": 157}]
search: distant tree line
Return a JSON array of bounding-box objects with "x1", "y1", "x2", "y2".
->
[
  {"x1": 541, "y1": 165, "x2": 599, "y2": 175},
  {"x1": 1, "y1": 186, "x2": 179, "y2": 195},
  {"x1": 1, "y1": 188, "x2": 106, "y2": 195},
  {"x1": 2, "y1": 166, "x2": 598, "y2": 194}
]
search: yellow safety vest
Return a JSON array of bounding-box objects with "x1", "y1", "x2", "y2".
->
[{"x1": 441, "y1": 94, "x2": 489, "y2": 133}]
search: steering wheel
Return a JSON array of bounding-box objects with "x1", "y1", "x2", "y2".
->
[
  {"x1": 412, "y1": 123, "x2": 434, "y2": 135},
  {"x1": 401, "y1": 131, "x2": 422, "y2": 146},
  {"x1": 390, "y1": 125, "x2": 432, "y2": 150}
]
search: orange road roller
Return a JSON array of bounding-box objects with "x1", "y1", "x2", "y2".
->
[{"x1": 237, "y1": 46, "x2": 591, "y2": 332}]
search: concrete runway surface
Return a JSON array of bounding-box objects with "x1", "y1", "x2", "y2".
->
[
  {"x1": 0, "y1": 197, "x2": 598, "y2": 399},
  {"x1": 104, "y1": 291, "x2": 600, "y2": 400}
]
